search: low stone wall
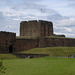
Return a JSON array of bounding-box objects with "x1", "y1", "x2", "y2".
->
[{"x1": 14, "y1": 53, "x2": 49, "y2": 58}]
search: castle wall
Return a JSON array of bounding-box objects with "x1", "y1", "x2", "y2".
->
[
  {"x1": 0, "y1": 20, "x2": 75, "y2": 54},
  {"x1": 14, "y1": 38, "x2": 39, "y2": 52},
  {"x1": 39, "y1": 37, "x2": 75, "y2": 47},
  {"x1": 20, "y1": 20, "x2": 53, "y2": 37},
  {"x1": 0, "y1": 31, "x2": 16, "y2": 53},
  {"x1": 14, "y1": 37, "x2": 75, "y2": 53},
  {"x1": 20, "y1": 20, "x2": 41, "y2": 36},
  {"x1": 0, "y1": 31, "x2": 75, "y2": 53},
  {"x1": 40, "y1": 20, "x2": 53, "y2": 37}
]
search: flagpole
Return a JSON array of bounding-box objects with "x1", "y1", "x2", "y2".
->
[{"x1": 40, "y1": 8, "x2": 42, "y2": 20}]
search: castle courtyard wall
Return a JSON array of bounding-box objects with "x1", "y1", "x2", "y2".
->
[
  {"x1": 0, "y1": 32, "x2": 75, "y2": 53},
  {"x1": 39, "y1": 37, "x2": 75, "y2": 47},
  {"x1": 14, "y1": 37, "x2": 75, "y2": 53},
  {"x1": 14, "y1": 38, "x2": 39, "y2": 52}
]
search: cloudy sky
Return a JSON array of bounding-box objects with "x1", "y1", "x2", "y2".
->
[{"x1": 0, "y1": 0, "x2": 75, "y2": 38}]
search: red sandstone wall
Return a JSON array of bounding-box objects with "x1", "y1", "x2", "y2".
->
[
  {"x1": 15, "y1": 37, "x2": 75, "y2": 53},
  {"x1": 20, "y1": 20, "x2": 41, "y2": 36},
  {"x1": 0, "y1": 31, "x2": 74, "y2": 53},
  {"x1": 14, "y1": 38, "x2": 39, "y2": 52},
  {"x1": 40, "y1": 20, "x2": 53, "y2": 37},
  {"x1": 0, "y1": 31, "x2": 16, "y2": 53},
  {"x1": 20, "y1": 20, "x2": 53, "y2": 37},
  {"x1": 39, "y1": 37, "x2": 75, "y2": 47}
]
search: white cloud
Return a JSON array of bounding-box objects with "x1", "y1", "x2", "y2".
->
[
  {"x1": 64, "y1": 27, "x2": 72, "y2": 32},
  {"x1": 64, "y1": 33, "x2": 75, "y2": 38},
  {"x1": 13, "y1": 18, "x2": 21, "y2": 21},
  {"x1": 55, "y1": 17, "x2": 75, "y2": 26},
  {"x1": 0, "y1": 0, "x2": 75, "y2": 38}
]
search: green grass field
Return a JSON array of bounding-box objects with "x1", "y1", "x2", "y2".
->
[
  {"x1": 19, "y1": 47, "x2": 75, "y2": 57},
  {"x1": 2, "y1": 57, "x2": 75, "y2": 75},
  {"x1": 0, "y1": 47, "x2": 75, "y2": 75},
  {"x1": 0, "y1": 54, "x2": 18, "y2": 59}
]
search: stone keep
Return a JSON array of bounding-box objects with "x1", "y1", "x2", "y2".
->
[{"x1": 20, "y1": 20, "x2": 53, "y2": 37}]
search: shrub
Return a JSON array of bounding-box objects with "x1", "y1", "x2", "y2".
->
[{"x1": 0, "y1": 60, "x2": 7, "y2": 75}]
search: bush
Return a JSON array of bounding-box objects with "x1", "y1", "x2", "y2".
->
[{"x1": 0, "y1": 60, "x2": 7, "y2": 75}]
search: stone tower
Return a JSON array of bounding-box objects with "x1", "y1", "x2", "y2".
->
[
  {"x1": 20, "y1": 20, "x2": 53, "y2": 37},
  {"x1": 0, "y1": 31, "x2": 16, "y2": 53}
]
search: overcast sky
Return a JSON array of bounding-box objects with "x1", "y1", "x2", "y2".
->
[{"x1": 0, "y1": 0, "x2": 75, "y2": 38}]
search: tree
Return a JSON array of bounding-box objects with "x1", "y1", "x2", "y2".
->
[{"x1": 0, "y1": 60, "x2": 7, "y2": 75}]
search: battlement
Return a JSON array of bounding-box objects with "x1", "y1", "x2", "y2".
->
[
  {"x1": 20, "y1": 20, "x2": 53, "y2": 37},
  {"x1": 20, "y1": 20, "x2": 52, "y2": 24},
  {"x1": 0, "y1": 31, "x2": 16, "y2": 35},
  {"x1": 0, "y1": 31, "x2": 16, "y2": 41}
]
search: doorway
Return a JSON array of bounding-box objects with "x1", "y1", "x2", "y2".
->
[{"x1": 9, "y1": 45, "x2": 13, "y2": 53}]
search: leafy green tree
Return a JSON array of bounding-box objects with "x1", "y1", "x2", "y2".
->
[{"x1": 0, "y1": 60, "x2": 7, "y2": 75}]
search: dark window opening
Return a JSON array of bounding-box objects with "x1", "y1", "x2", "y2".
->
[{"x1": 9, "y1": 45, "x2": 13, "y2": 53}]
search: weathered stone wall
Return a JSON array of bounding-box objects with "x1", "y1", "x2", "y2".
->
[
  {"x1": 20, "y1": 20, "x2": 53, "y2": 37},
  {"x1": 0, "y1": 31, "x2": 16, "y2": 53},
  {"x1": 14, "y1": 37, "x2": 75, "y2": 53},
  {"x1": 0, "y1": 31, "x2": 75, "y2": 54},
  {"x1": 39, "y1": 37, "x2": 75, "y2": 47},
  {"x1": 14, "y1": 53, "x2": 49, "y2": 58},
  {"x1": 20, "y1": 20, "x2": 41, "y2": 36},
  {"x1": 40, "y1": 20, "x2": 53, "y2": 37},
  {"x1": 14, "y1": 38, "x2": 39, "y2": 52}
]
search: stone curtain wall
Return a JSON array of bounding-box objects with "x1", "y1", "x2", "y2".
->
[
  {"x1": 0, "y1": 31, "x2": 16, "y2": 53},
  {"x1": 39, "y1": 37, "x2": 75, "y2": 47},
  {"x1": 14, "y1": 37, "x2": 75, "y2": 53},
  {"x1": 0, "y1": 32, "x2": 75, "y2": 53},
  {"x1": 14, "y1": 38, "x2": 39, "y2": 52},
  {"x1": 20, "y1": 20, "x2": 53, "y2": 37}
]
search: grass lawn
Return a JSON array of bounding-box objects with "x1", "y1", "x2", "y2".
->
[
  {"x1": 19, "y1": 47, "x2": 75, "y2": 57},
  {"x1": 2, "y1": 57, "x2": 75, "y2": 75},
  {"x1": 0, "y1": 54, "x2": 18, "y2": 59}
]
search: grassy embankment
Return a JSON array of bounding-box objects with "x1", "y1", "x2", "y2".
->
[
  {"x1": 2, "y1": 57, "x2": 75, "y2": 75},
  {"x1": 19, "y1": 47, "x2": 75, "y2": 57},
  {"x1": 0, "y1": 47, "x2": 75, "y2": 59},
  {"x1": 0, "y1": 54, "x2": 18, "y2": 59}
]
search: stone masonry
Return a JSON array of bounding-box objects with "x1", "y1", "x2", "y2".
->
[
  {"x1": 20, "y1": 20, "x2": 53, "y2": 37},
  {"x1": 0, "y1": 31, "x2": 16, "y2": 53},
  {"x1": 0, "y1": 20, "x2": 75, "y2": 53}
]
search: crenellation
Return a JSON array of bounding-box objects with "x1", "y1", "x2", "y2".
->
[
  {"x1": 28, "y1": 20, "x2": 37, "y2": 22},
  {"x1": 0, "y1": 31, "x2": 16, "y2": 53}
]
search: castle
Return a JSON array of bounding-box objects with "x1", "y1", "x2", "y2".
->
[
  {"x1": 0, "y1": 20, "x2": 75, "y2": 53},
  {"x1": 20, "y1": 20, "x2": 53, "y2": 37}
]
